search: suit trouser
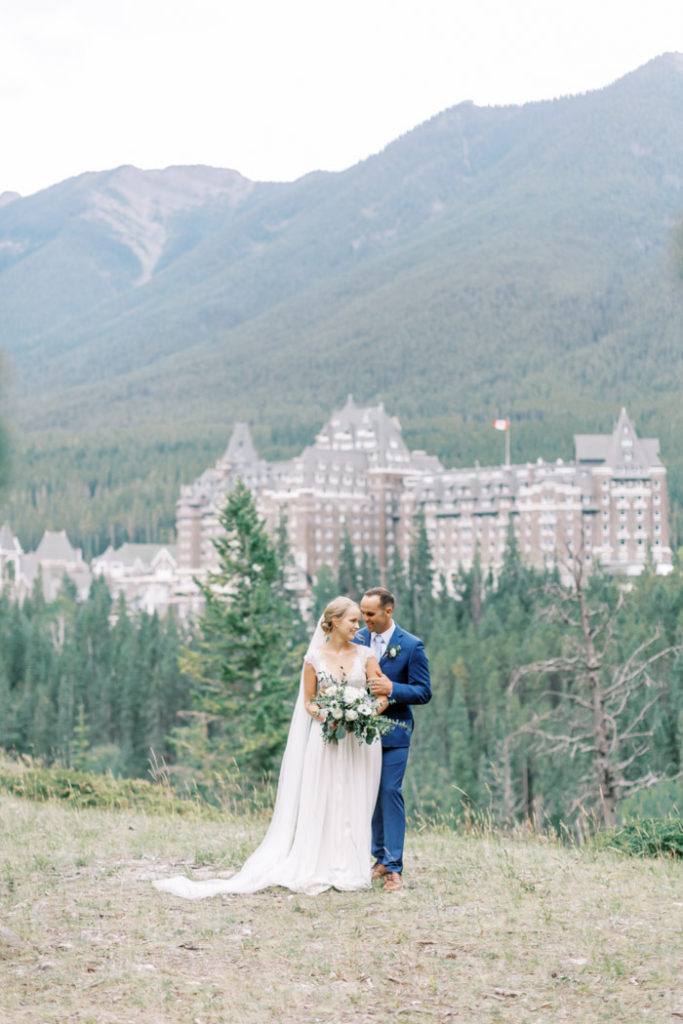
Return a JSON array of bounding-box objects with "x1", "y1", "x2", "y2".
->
[{"x1": 372, "y1": 744, "x2": 410, "y2": 874}]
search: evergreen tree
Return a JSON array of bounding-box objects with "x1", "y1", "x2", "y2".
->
[
  {"x1": 510, "y1": 562, "x2": 682, "y2": 827},
  {"x1": 0, "y1": 655, "x2": 13, "y2": 750},
  {"x1": 386, "y1": 546, "x2": 411, "y2": 628},
  {"x1": 454, "y1": 548, "x2": 484, "y2": 628},
  {"x1": 181, "y1": 480, "x2": 306, "y2": 789},
  {"x1": 311, "y1": 564, "x2": 337, "y2": 620},
  {"x1": 408, "y1": 510, "x2": 435, "y2": 640},
  {"x1": 146, "y1": 612, "x2": 190, "y2": 766},
  {"x1": 71, "y1": 703, "x2": 90, "y2": 770},
  {"x1": 337, "y1": 526, "x2": 360, "y2": 601},
  {"x1": 359, "y1": 549, "x2": 381, "y2": 592}
]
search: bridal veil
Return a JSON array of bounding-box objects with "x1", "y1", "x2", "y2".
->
[{"x1": 153, "y1": 620, "x2": 324, "y2": 898}]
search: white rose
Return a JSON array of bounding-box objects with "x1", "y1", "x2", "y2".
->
[
  {"x1": 343, "y1": 685, "x2": 364, "y2": 703},
  {"x1": 325, "y1": 684, "x2": 339, "y2": 696},
  {"x1": 345, "y1": 709, "x2": 358, "y2": 722},
  {"x1": 332, "y1": 707, "x2": 344, "y2": 720}
]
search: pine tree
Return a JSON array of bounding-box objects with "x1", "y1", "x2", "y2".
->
[
  {"x1": 510, "y1": 561, "x2": 682, "y2": 827},
  {"x1": 181, "y1": 480, "x2": 305, "y2": 788},
  {"x1": 408, "y1": 510, "x2": 435, "y2": 641},
  {"x1": 71, "y1": 703, "x2": 90, "y2": 770},
  {"x1": 337, "y1": 526, "x2": 360, "y2": 602},
  {"x1": 0, "y1": 649, "x2": 16, "y2": 750},
  {"x1": 359, "y1": 549, "x2": 381, "y2": 592},
  {"x1": 146, "y1": 611, "x2": 191, "y2": 767},
  {"x1": 311, "y1": 564, "x2": 337, "y2": 620},
  {"x1": 386, "y1": 546, "x2": 411, "y2": 629}
]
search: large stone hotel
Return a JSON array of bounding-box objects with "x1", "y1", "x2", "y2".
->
[{"x1": 176, "y1": 398, "x2": 673, "y2": 590}]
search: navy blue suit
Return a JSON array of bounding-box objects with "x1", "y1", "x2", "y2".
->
[{"x1": 354, "y1": 624, "x2": 431, "y2": 874}]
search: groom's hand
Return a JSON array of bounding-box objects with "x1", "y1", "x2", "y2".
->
[{"x1": 368, "y1": 674, "x2": 393, "y2": 698}]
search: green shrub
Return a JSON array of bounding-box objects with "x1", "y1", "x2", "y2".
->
[
  {"x1": 595, "y1": 817, "x2": 683, "y2": 859},
  {"x1": 0, "y1": 759, "x2": 217, "y2": 817}
]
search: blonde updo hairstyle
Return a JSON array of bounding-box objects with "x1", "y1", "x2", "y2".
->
[{"x1": 320, "y1": 596, "x2": 359, "y2": 636}]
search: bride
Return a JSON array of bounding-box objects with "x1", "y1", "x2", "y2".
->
[{"x1": 153, "y1": 596, "x2": 386, "y2": 897}]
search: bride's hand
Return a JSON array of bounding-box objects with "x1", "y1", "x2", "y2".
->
[
  {"x1": 306, "y1": 700, "x2": 324, "y2": 722},
  {"x1": 375, "y1": 695, "x2": 389, "y2": 714},
  {"x1": 366, "y1": 678, "x2": 389, "y2": 714}
]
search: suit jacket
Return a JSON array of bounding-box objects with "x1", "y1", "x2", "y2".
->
[{"x1": 354, "y1": 624, "x2": 431, "y2": 748}]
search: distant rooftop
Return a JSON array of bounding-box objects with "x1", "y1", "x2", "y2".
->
[
  {"x1": 0, "y1": 523, "x2": 21, "y2": 552},
  {"x1": 575, "y1": 408, "x2": 662, "y2": 472},
  {"x1": 93, "y1": 544, "x2": 178, "y2": 577},
  {"x1": 35, "y1": 530, "x2": 82, "y2": 563},
  {"x1": 223, "y1": 422, "x2": 260, "y2": 464}
]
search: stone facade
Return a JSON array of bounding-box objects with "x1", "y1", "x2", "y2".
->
[
  {"x1": 2, "y1": 404, "x2": 670, "y2": 613},
  {"x1": 91, "y1": 542, "x2": 201, "y2": 618},
  {"x1": 0, "y1": 528, "x2": 92, "y2": 602},
  {"x1": 176, "y1": 401, "x2": 673, "y2": 588}
]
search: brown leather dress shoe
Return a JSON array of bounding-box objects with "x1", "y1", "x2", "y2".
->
[
  {"x1": 382, "y1": 872, "x2": 404, "y2": 892},
  {"x1": 371, "y1": 862, "x2": 387, "y2": 881}
]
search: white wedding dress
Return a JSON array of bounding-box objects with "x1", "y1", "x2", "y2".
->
[{"x1": 154, "y1": 642, "x2": 381, "y2": 897}]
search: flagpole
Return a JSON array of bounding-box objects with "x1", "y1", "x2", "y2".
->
[{"x1": 493, "y1": 418, "x2": 510, "y2": 466}]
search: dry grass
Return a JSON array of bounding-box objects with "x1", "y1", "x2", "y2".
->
[{"x1": 1, "y1": 796, "x2": 681, "y2": 1024}]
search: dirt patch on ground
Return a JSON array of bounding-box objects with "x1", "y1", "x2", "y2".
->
[{"x1": 1, "y1": 798, "x2": 681, "y2": 1023}]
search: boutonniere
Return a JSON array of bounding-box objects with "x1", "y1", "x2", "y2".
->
[{"x1": 386, "y1": 644, "x2": 401, "y2": 659}]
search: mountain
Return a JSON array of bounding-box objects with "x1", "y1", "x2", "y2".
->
[{"x1": 1, "y1": 53, "x2": 683, "y2": 554}]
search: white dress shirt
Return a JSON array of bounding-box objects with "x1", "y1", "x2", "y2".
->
[{"x1": 371, "y1": 623, "x2": 396, "y2": 661}]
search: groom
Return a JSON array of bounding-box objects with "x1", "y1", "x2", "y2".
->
[{"x1": 355, "y1": 586, "x2": 431, "y2": 892}]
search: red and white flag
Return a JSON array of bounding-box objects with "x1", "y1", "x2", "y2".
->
[{"x1": 492, "y1": 418, "x2": 509, "y2": 431}]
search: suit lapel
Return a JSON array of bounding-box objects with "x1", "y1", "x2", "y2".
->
[{"x1": 381, "y1": 625, "x2": 404, "y2": 662}]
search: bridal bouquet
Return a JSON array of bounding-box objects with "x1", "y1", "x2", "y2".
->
[{"x1": 315, "y1": 673, "x2": 403, "y2": 745}]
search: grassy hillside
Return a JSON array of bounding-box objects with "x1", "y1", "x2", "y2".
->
[{"x1": 1, "y1": 794, "x2": 681, "y2": 1023}]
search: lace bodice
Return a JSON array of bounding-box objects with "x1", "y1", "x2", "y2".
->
[{"x1": 305, "y1": 644, "x2": 372, "y2": 688}]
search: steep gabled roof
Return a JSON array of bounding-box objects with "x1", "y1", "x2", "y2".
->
[
  {"x1": 35, "y1": 530, "x2": 81, "y2": 563},
  {"x1": 0, "y1": 523, "x2": 21, "y2": 552},
  {"x1": 575, "y1": 408, "x2": 662, "y2": 472},
  {"x1": 313, "y1": 395, "x2": 413, "y2": 466},
  {"x1": 93, "y1": 543, "x2": 178, "y2": 571},
  {"x1": 223, "y1": 422, "x2": 259, "y2": 464}
]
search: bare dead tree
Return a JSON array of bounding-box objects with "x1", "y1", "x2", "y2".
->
[{"x1": 509, "y1": 543, "x2": 680, "y2": 828}]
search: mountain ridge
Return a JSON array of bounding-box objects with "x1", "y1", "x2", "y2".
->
[{"x1": 1, "y1": 53, "x2": 682, "y2": 553}]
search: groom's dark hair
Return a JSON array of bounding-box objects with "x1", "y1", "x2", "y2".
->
[{"x1": 364, "y1": 586, "x2": 395, "y2": 610}]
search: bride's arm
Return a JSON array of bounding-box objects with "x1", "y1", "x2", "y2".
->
[
  {"x1": 303, "y1": 662, "x2": 324, "y2": 721},
  {"x1": 366, "y1": 655, "x2": 389, "y2": 714}
]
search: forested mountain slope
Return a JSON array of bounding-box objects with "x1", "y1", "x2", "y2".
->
[{"x1": 1, "y1": 54, "x2": 682, "y2": 553}]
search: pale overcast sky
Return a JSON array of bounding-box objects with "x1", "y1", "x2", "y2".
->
[{"x1": 2, "y1": 0, "x2": 683, "y2": 197}]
